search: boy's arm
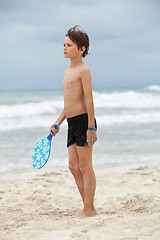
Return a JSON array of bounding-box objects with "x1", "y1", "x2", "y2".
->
[
  {"x1": 50, "y1": 108, "x2": 66, "y2": 136},
  {"x1": 81, "y1": 67, "x2": 95, "y2": 128},
  {"x1": 54, "y1": 108, "x2": 66, "y2": 126},
  {"x1": 81, "y1": 67, "x2": 97, "y2": 146}
]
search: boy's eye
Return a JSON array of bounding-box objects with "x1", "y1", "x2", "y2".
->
[{"x1": 64, "y1": 43, "x2": 72, "y2": 47}]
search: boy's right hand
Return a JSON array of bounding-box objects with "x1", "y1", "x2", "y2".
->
[{"x1": 50, "y1": 123, "x2": 60, "y2": 136}]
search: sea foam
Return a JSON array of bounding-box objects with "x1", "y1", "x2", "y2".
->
[{"x1": 0, "y1": 88, "x2": 160, "y2": 131}]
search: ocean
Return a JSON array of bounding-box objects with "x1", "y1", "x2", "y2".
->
[{"x1": 0, "y1": 85, "x2": 160, "y2": 172}]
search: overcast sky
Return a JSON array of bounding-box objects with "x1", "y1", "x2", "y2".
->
[{"x1": 0, "y1": 0, "x2": 160, "y2": 90}]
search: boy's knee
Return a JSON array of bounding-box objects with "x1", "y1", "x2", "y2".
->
[
  {"x1": 68, "y1": 162, "x2": 80, "y2": 175},
  {"x1": 79, "y1": 163, "x2": 91, "y2": 175}
]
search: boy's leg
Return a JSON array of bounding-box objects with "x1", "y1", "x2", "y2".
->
[
  {"x1": 68, "y1": 144, "x2": 84, "y2": 202},
  {"x1": 77, "y1": 146, "x2": 96, "y2": 217}
]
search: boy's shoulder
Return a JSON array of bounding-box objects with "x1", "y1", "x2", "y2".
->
[
  {"x1": 64, "y1": 63, "x2": 90, "y2": 76},
  {"x1": 79, "y1": 63, "x2": 90, "y2": 74}
]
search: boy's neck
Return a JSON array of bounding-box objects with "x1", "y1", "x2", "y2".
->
[{"x1": 69, "y1": 57, "x2": 83, "y2": 67}]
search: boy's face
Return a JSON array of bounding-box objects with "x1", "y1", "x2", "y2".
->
[{"x1": 63, "y1": 36, "x2": 83, "y2": 59}]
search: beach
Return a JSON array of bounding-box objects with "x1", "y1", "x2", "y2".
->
[
  {"x1": 0, "y1": 163, "x2": 160, "y2": 240},
  {"x1": 0, "y1": 87, "x2": 160, "y2": 239}
]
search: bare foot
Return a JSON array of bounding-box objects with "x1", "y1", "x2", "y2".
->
[{"x1": 75, "y1": 208, "x2": 97, "y2": 218}]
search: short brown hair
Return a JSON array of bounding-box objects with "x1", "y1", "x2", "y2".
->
[{"x1": 66, "y1": 25, "x2": 89, "y2": 58}]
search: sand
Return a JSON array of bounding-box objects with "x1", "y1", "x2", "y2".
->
[{"x1": 0, "y1": 163, "x2": 160, "y2": 240}]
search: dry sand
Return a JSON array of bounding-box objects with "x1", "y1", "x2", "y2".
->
[{"x1": 0, "y1": 163, "x2": 160, "y2": 240}]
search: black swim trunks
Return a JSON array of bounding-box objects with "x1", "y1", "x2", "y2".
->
[{"x1": 67, "y1": 113, "x2": 97, "y2": 147}]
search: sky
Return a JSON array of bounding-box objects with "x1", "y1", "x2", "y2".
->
[{"x1": 0, "y1": 0, "x2": 160, "y2": 90}]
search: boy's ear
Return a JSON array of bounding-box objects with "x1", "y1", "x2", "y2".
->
[
  {"x1": 79, "y1": 46, "x2": 86, "y2": 54},
  {"x1": 82, "y1": 46, "x2": 86, "y2": 53}
]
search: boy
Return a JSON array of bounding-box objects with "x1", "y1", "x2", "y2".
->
[{"x1": 50, "y1": 25, "x2": 97, "y2": 218}]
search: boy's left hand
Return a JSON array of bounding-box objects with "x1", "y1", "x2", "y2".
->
[{"x1": 87, "y1": 130, "x2": 97, "y2": 146}]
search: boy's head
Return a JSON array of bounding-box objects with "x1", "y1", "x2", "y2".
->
[{"x1": 66, "y1": 25, "x2": 89, "y2": 58}]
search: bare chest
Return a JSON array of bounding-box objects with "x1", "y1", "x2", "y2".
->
[{"x1": 63, "y1": 70, "x2": 82, "y2": 91}]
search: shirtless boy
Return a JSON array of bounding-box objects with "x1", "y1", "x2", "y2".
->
[{"x1": 50, "y1": 25, "x2": 97, "y2": 218}]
